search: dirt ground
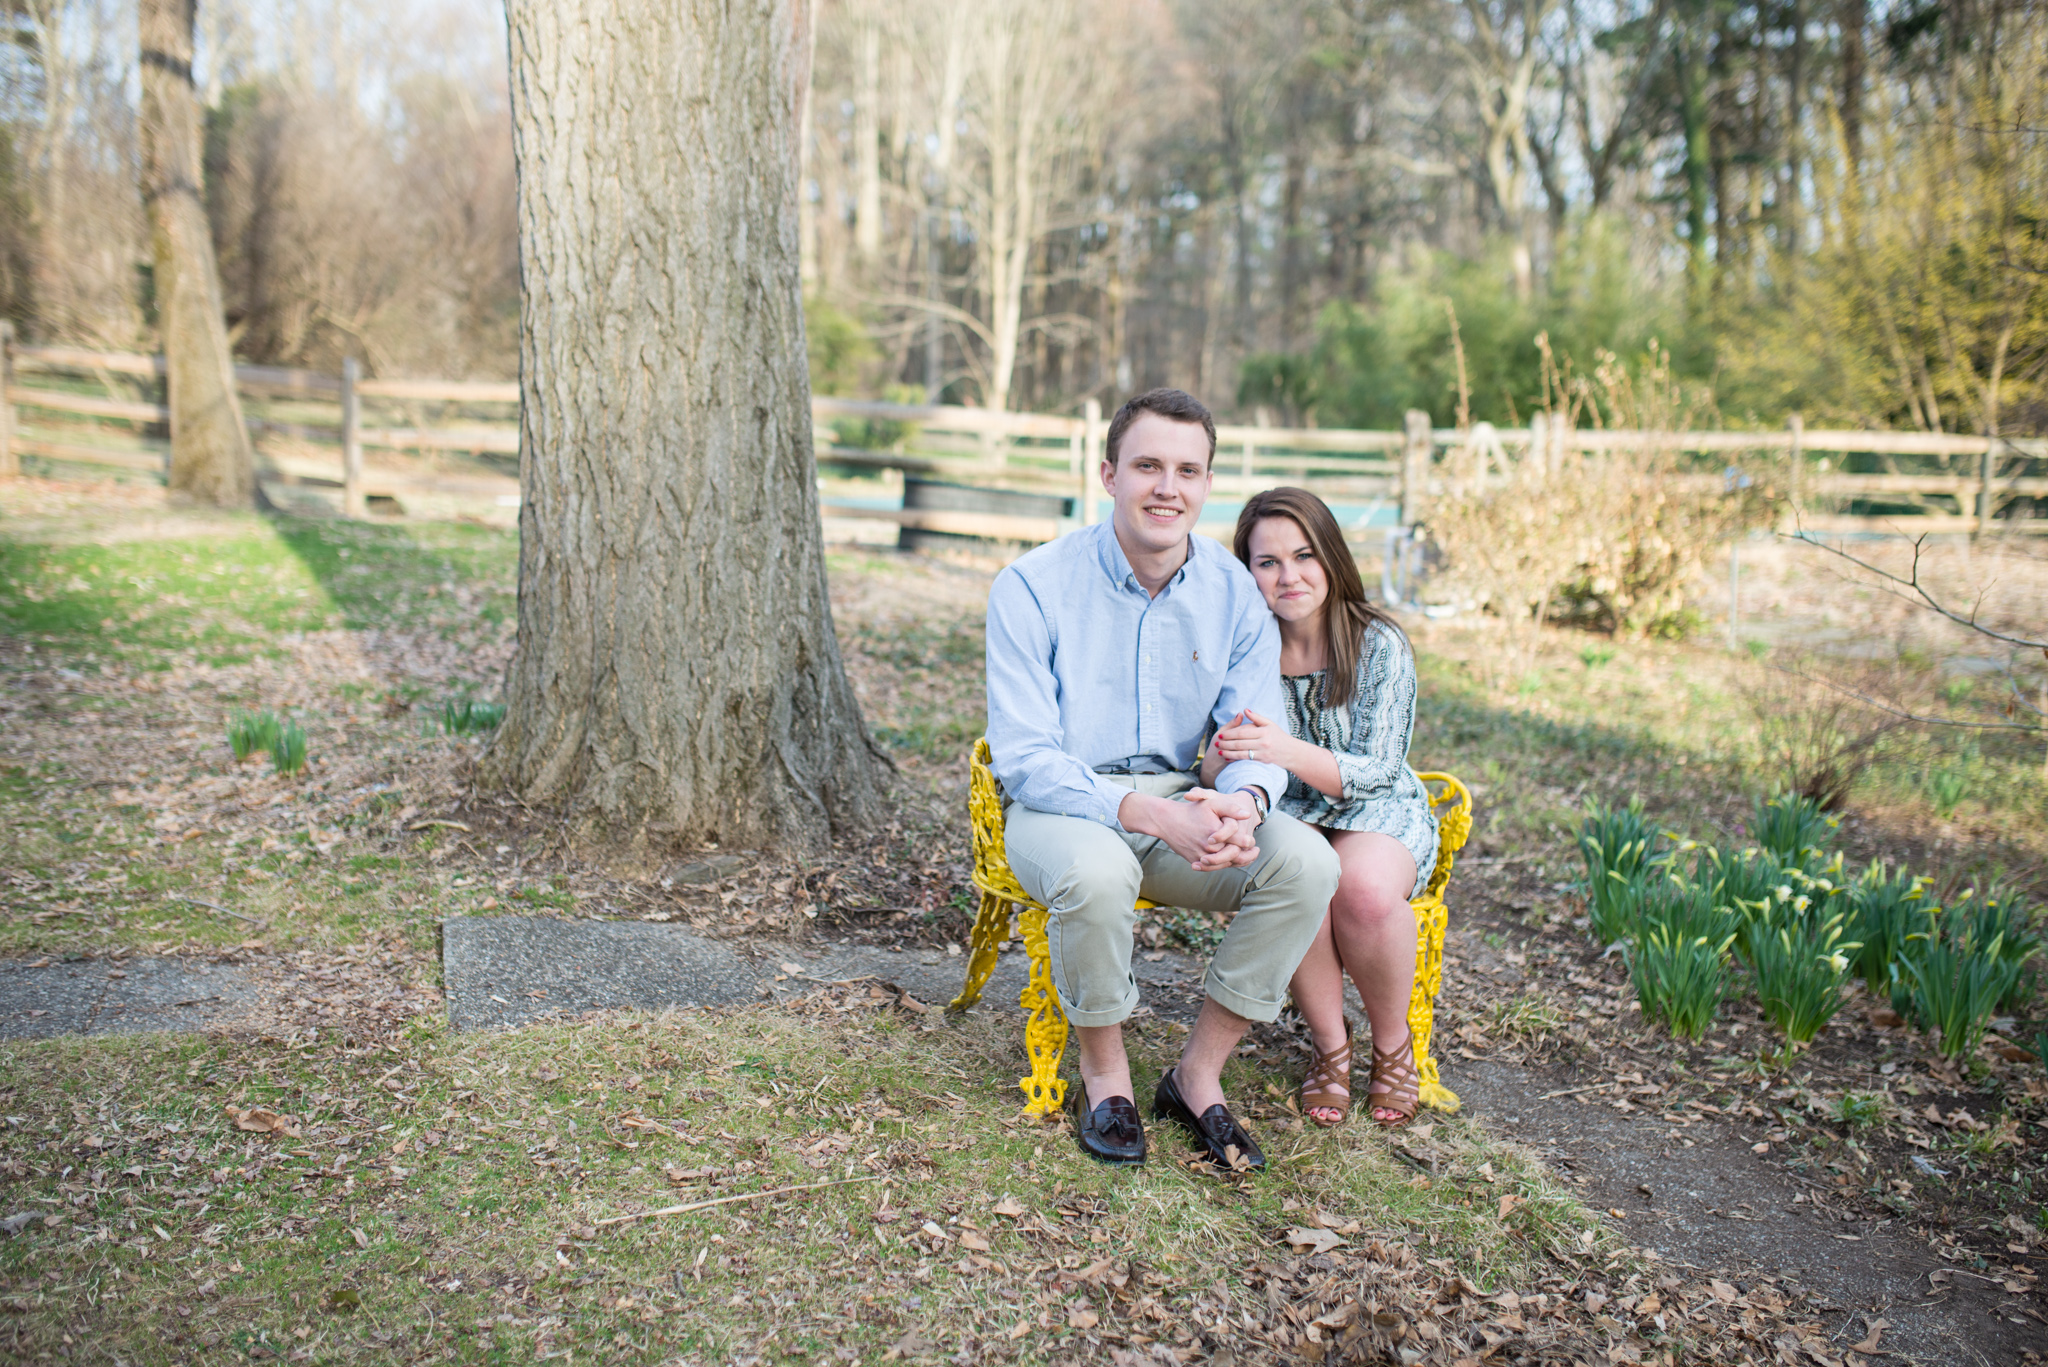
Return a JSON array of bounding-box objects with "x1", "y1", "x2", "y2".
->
[{"x1": 3, "y1": 479, "x2": 2045, "y2": 1365}]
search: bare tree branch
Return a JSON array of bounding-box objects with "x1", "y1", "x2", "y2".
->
[{"x1": 1781, "y1": 524, "x2": 2048, "y2": 651}]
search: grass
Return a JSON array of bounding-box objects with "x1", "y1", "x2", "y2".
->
[
  {"x1": 0, "y1": 508, "x2": 516, "y2": 667},
  {"x1": 4, "y1": 485, "x2": 2045, "y2": 1361},
  {"x1": 0, "y1": 1005, "x2": 1604, "y2": 1364}
]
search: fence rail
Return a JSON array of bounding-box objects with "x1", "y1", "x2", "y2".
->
[{"x1": 2, "y1": 341, "x2": 2042, "y2": 537}]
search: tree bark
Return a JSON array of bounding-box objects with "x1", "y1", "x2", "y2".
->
[
  {"x1": 138, "y1": 0, "x2": 254, "y2": 506},
  {"x1": 490, "y1": 0, "x2": 890, "y2": 850}
]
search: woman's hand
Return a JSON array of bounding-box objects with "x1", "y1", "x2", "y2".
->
[{"x1": 1211, "y1": 709, "x2": 1297, "y2": 771}]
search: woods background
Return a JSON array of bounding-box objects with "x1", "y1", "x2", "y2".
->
[{"x1": 0, "y1": 0, "x2": 2042, "y2": 438}]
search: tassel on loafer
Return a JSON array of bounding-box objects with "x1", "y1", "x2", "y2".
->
[
  {"x1": 1068, "y1": 1080, "x2": 1146, "y2": 1166},
  {"x1": 1153, "y1": 1067, "x2": 1265, "y2": 1172}
]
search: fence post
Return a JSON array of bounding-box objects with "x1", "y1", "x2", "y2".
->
[
  {"x1": 1081, "y1": 397, "x2": 1101, "y2": 525},
  {"x1": 1786, "y1": 411, "x2": 1803, "y2": 522},
  {"x1": 341, "y1": 356, "x2": 364, "y2": 518},
  {"x1": 0, "y1": 321, "x2": 14, "y2": 480},
  {"x1": 1976, "y1": 429, "x2": 1995, "y2": 540},
  {"x1": 1400, "y1": 409, "x2": 1432, "y2": 526},
  {"x1": 1528, "y1": 411, "x2": 1545, "y2": 479}
]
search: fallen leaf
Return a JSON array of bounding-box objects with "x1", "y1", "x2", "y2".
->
[
  {"x1": 1498, "y1": 1194, "x2": 1524, "y2": 1219},
  {"x1": 1313, "y1": 1303, "x2": 1358, "y2": 1330},
  {"x1": 992, "y1": 1196, "x2": 1025, "y2": 1218},
  {"x1": 1067, "y1": 1308, "x2": 1099, "y2": 1330},
  {"x1": 1710, "y1": 1279, "x2": 1738, "y2": 1303},
  {"x1": 327, "y1": 1288, "x2": 361, "y2": 1311},
  {"x1": 0, "y1": 1213, "x2": 34, "y2": 1237},
  {"x1": 897, "y1": 994, "x2": 929, "y2": 1015},
  {"x1": 226, "y1": 1105, "x2": 299, "y2": 1138},
  {"x1": 1477, "y1": 1161, "x2": 1496, "y2": 1182},
  {"x1": 1006, "y1": 1321, "x2": 1031, "y2": 1341},
  {"x1": 350, "y1": 1228, "x2": 369, "y2": 1249},
  {"x1": 1750, "y1": 1142, "x2": 1770, "y2": 1154},
  {"x1": 958, "y1": 1230, "x2": 990, "y2": 1252},
  {"x1": 1283, "y1": 1226, "x2": 1347, "y2": 1254},
  {"x1": 1850, "y1": 1319, "x2": 1887, "y2": 1353}
]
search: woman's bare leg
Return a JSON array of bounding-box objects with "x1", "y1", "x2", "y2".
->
[{"x1": 1288, "y1": 829, "x2": 1417, "y2": 1124}]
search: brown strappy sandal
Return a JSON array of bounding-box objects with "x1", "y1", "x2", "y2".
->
[
  {"x1": 1365, "y1": 1032, "x2": 1421, "y2": 1129},
  {"x1": 1298, "y1": 1024, "x2": 1353, "y2": 1128}
]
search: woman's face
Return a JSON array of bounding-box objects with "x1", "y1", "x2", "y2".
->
[{"x1": 1246, "y1": 516, "x2": 1328, "y2": 626}]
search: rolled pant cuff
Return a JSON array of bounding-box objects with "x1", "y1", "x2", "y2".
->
[
  {"x1": 1052, "y1": 988, "x2": 1139, "y2": 1029},
  {"x1": 1203, "y1": 974, "x2": 1286, "y2": 1024}
]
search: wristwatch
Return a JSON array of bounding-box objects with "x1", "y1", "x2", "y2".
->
[{"x1": 1242, "y1": 786, "x2": 1270, "y2": 824}]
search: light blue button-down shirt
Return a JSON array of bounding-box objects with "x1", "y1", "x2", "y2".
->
[{"x1": 984, "y1": 521, "x2": 1290, "y2": 830}]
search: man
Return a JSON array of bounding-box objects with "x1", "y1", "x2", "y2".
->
[{"x1": 984, "y1": 387, "x2": 1341, "y2": 1169}]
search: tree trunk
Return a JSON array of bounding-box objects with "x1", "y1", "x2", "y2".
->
[
  {"x1": 854, "y1": 12, "x2": 882, "y2": 262},
  {"x1": 489, "y1": 0, "x2": 890, "y2": 851},
  {"x1": 138, "y1": 0, "x2": 254, "y2": 506}
]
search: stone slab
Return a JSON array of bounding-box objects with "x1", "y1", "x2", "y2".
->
[
  {"x1": 0, "y1": 956, "x2": 261, "y2": 1040},
  {"x1": 439, "y1": 915, "x2": 1208, "y2": 1031}
]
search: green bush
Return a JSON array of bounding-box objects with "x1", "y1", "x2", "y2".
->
[
  {"x1": 1744, "y1": 905, "x2": 1860, "y2": 1045},
  {"x1": 1894, "y1": 918, "x2": 2026, "y2": 1060},
  {"x1": 441, "y1": 699, "x2": 507, "y2": 735},
  {"x1": 1750, "y1": 792, "x2": 1839, "y2": 868},
  {"x1": 1846, "y1": 862, "x2": 1934, "y2": 995},
  {"x1": 1952, "y1": 885, "x2": 2043, "y2": 1010},
  {"x1": 1627, "y1": 926, "x2": 1735, "y2": 1038},
  {"x1": 270, "y1": 721, "x2": 308, "y2": 777},
  {"x1": 227, "y1": 709, "x2": 282, "y2": 762},
  {"x1": 1577, "y1": 799, "x2": 1664, "y2": 941}
]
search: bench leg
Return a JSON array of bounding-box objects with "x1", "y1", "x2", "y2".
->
[
  {"x1": 949, "y1": 890, "x2": 1013, "y2": 1011},
  {"x1": 1015, "y1": 902, "x2": 1069, "y2": 1117},
  {"x1": 1408, "y1": 892, "x2": 1461, "y2": 1113}
]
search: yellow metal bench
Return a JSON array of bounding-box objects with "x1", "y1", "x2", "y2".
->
[{"x1": 949, "y1": 737, "x2": 1473, "y2": 1118}]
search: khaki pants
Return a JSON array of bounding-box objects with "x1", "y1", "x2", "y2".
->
[{"x1": 1003, "y1": 772, "x2": 1341, "y2": 1027}]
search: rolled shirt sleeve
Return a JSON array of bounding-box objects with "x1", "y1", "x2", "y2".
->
[
  {"x1": 1209, "y1": 593, "x2": 1290, "y2": 805},
  {"x1": 984, "y1": 567, "x2": 1133, "y2": 828}
]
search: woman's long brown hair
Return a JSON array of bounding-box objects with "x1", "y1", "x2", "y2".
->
[{"x1": 1231, "y1": 487, "x2": 1404, "y2": 711}]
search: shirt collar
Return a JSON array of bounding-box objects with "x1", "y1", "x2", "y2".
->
[{"x1": 1095, "y1": 521, "x2": 1199, "y2": 594}]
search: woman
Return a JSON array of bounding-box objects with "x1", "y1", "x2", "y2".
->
[{"x1": 1202, "y1": 488, "x2": 1438, "y2": 1128}]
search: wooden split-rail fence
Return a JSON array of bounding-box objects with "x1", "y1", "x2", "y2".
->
[{"x1": 0, "y1": 333, "x2": 2042, "y2": 542}]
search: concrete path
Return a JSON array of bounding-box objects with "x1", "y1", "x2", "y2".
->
[
  {"x1": 0, "y1": 955, "x2": 261, "y2": 1040},
  {"x1": 437, "y1": 915, "x2": 1205, "y2": 1032}
]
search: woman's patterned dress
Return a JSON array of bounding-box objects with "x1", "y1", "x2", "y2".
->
[{"x1": 1275, "y1": 618, "x2": 1439, "y2": 899}]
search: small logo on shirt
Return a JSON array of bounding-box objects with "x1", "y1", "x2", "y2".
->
[{"x1": 1192, "y1": 651, "x2": 1199, "y2": 661}]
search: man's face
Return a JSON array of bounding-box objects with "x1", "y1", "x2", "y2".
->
[{"x1": 1102, "y1": 413, "x2": 1212, "y2": 559}]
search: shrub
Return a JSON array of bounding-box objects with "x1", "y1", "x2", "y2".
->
[
  {"x1": 1744, "y1": 905, "x2": 1860, "y2": 1044},
  {"x1": 1750, "y1": 792, "x2": 1839, "y2": 869},
  {"x1": 270, "y1": 721, "x2": 309, "y2": 777},
  {"x1": 1894, "y1": 920, "x2": 2026, "y2": 1060},
  {"x1": 1952, "y1": 886, "x2": 2043, "y2": 1011},
  {"x1": 1577, "y1": 799, "x2": 1663, "y2": 940},
  {"x1": 1835, "y1": 1091, "x2": 1887, "y2": 1128},
  {"x1": 441, "y1": 699, "x2": 507, "y2": 735},
  {"x1": 1628, "y1": 926, "x2": 1736, "y2": 1038},
  {"x1": 1846, "y1": 862, "x2": 1933, "y2": 994},
  {"x1": 227, "y1": 710, "x2": 282, "y2": 762}
]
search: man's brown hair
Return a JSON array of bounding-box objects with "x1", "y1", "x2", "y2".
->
[
  {"x1": 1105, "y1": 388, "x2": 1216, "y2": 469},
  {"x1": 1232, "y1": 486, "x2": 1406, "y2": 712}
]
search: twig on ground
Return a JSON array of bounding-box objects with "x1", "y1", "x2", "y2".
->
[
  {"x1": 172, "y1": 896, "x2": 268, "y2": 927},
  {"x1": 593, "y1": 1174, "x2": 882, "y2": 1228},
  {"x1": 406, "y1": 818, "x2": 472, "y2": 832},
  {"x1": 1539, "y1": 1084, "x2": 1607, "y2": 1100}
]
